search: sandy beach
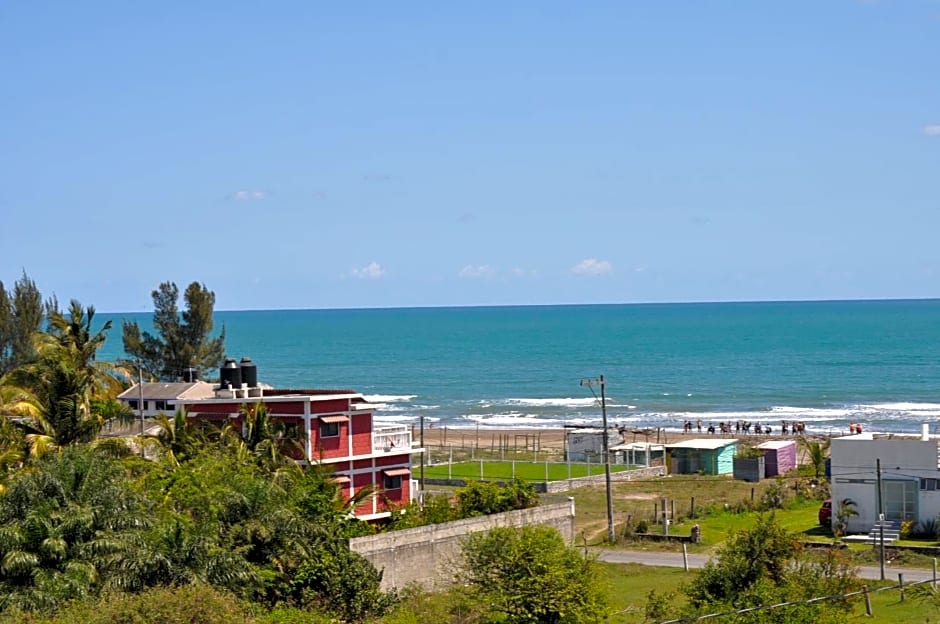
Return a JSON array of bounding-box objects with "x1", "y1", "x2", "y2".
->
[{"x1": 413, "y1": 425, "x2": 821, "y2": 452}]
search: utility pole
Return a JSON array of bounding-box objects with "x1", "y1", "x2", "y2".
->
[
  {"x1": 581, "y1": 375, "x2": 615, "y2": 543},
  {"x1": 877, "y1": 457, "x2": 885, "y2": 581},
  {"x1": 419, "y1": 414, "x2": 425, "y2": 502},
  {"x1": 137, "y1": 358, "x2": 145, "y2": 457}
]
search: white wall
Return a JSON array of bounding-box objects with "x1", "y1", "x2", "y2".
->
[
  {"x1": 566, "y1": 429, "x2": 618, "y2": 461},
  {"x1": 830, "y1": 436, "x2": 940, "y2": 533}
]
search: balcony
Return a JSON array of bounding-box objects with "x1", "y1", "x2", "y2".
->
[{"x1": 373, "y1": 423, "x2": 413, "y2": 453}]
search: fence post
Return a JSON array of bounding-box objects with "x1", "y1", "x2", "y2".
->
[
  {"x1": 512, "y1": 460, "x2": 516, "y2": 479},
  {"x1": 934, "y1": 558, "x2": 937, "y2": 589},
  {"x1": 899, "y1": 573, "x2": 905, "y2": 602},
  {"x1": 544, "y1": 461, "x2": 549, "y2": 485},
  {"x1": 863, "y1": 586, "x2": 873, "y2": 616},
  {"x1": 480, "y1": 459, "x2": 484, "y2": 479},
  {"x1": 682, "y1": 543, "x2": 689, "y2": 571},
  {"x1": 691, "y1": 496, "x2": 696, "y2": 519}
]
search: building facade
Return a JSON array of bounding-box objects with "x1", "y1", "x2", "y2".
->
[
  {"x1": 119, "y1": 362, "x2": 418, "y2": 521},
  {"x1": 829, "y1": 431, "x2": 940, "y2": 533}
]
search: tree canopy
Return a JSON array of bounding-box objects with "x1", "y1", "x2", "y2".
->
[
  {"x1": 0, "y1": 272, "x2": 53, "y2": 376},
  {"x1": 121, "y1": 281, "x2": 225, "y2": 381}
]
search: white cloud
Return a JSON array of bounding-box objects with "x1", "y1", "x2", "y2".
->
[
  {"x1": 350, "y1": 262, "x2": 386, "y2": 280},
  {"x1": 229, "y1": 190, "x2": 268, "y2": 201},
  {"x1": 570, "y1": 258, "x2": 613, "y2": 277},
  {"x1": 924, "y1": 125, "x2": 940, "y2": 137},
  {"x1": 459, "y1": 264, "x2": 496, "y2": 279}
]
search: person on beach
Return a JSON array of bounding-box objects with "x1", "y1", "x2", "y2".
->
[
  {"x1": 707, "y1": 424, "x2": 715, "y2": 434},
  {"x1": 697, "y1": 419, "x2": 702, "y2": 433},
  {"x1": 782, "y1": 421, "x2": 789, "y2": 435}
]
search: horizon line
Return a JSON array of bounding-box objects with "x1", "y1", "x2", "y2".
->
[{"x1": 97, "y1": 295, "x2": 940, "y2": 315}]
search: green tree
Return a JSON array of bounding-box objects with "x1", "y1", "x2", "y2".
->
[
  {"x1": 461, "y1": 525, "x2": 609, "y2": 624},
  {"x1": 0, "y1": 272, "x2": 49, "y2": 375},
  {"x1": 681, "y1": 514, "x2": 860, "y2": 623},
  {"x1": 288, "y1": 542, "x2": 396, "y2": 623},
  {"x1": 456, "y1": 479, "x2": 538, "y2": 518},
  {"x1": 0, "y1": 446, "x2": 151, "y2": 612},
  {"x1": 121, "y1": 281, "x2": 225, "y2": 381},
  {"x1": 7, "y1": 302, "x2": 119, "y2": 456},
  {"x1": 800, "y1": 438, "x2": 831, "y2": 479}
]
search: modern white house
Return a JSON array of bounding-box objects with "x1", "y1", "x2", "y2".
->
[{"x1": 829, "y1": 427, "x2": 940, "y2": 534}]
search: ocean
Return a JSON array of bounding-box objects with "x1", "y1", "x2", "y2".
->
[{"x1": 96, "y1": 300, "x2": 940, "y2": 436}]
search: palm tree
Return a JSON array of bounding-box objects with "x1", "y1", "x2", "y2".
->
[
  {"x1": 800, "y1": 437, "x2": 831, "y2": 479},
  {"x1": 6, "y1": 302, "x2": 125, "y2": 457},
  {"x1": 834, "y1": 498, "x2": 858, "y2": 538},
  {"x1": 144, "y1": 409, "x2": 206, "y2": 465},
  {"x1": 224, "y1": 402, "x2": 305, "y2": 472},
  {"x1": 0, "y1": 446, "x2": 150, "y2": 611}
]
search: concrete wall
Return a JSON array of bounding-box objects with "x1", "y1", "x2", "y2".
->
[
  {"x1": 349, "y1": 498, "x2": 576, "y2": 591},
  {"x1": 830, "y1": 436, "x2": 940, "y2": 532}
]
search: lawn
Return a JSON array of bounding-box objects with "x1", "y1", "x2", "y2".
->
[
  {"x1": 421, "y1": 460, "x2": 631, "y2": 482},
  {"x1": 598, "y1": 563, "x2": 940, "y2": 623}
]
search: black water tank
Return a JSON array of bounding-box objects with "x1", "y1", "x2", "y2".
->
[
  {"x1": 182, "y1": 367, "x2": 199, "y2": 383},
  {"x1": 240, "y1": 357, "x2": 258, "y2": 388},
  {"x1": 220, "y1": 358, "x2": 242, "y2": 389}
]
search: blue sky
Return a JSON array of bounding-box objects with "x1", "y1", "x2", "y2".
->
[{"x1": 1, "y1": 1, "x2": 938, "y2": 311}]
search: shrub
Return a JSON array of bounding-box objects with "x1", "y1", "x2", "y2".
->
[
  {"x1": 917, "y1": 518, "x2": 940, "y2": 540},
  {"x1": 461, "y1": 525, "x2": 609, "y2": 623},
  {"x1": 0, "y1": 585, "x2": 252, "y2": 624},
  {"x1": 901, "y1": 520, "x2": 917, "y2": 540}
]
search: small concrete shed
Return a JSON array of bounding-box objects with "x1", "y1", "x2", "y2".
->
[
  {"x1": 757, "y1": 440, "x2": 797, "y2": 476},
  {"x1": 665, "y1": 438, "x2": 738, "y2": 475}
]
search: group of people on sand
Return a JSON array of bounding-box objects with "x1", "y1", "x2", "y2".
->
[
  {"x1": 682, "y1": 419, "x2": 809, "y2": 436},
  {"x1": 848, "y1": 423, "x2": 864, "y2": 434}
]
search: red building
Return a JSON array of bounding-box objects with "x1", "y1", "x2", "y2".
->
[{"x1": 122, "y1": 360, "x2": 418, "y2": 521}]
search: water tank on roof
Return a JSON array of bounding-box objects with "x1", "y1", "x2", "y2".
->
[
  {"x1": 220, "y1": 358, "x2": 242, "y2": 389},
  {"x1": 240, "y1": 357, "x2": 258, "y2": 388},
  {"x1": 182, "y1": 367, "x2": 199, "y2": 383}
]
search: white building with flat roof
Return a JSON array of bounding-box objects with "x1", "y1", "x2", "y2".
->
[{"x1": 830, "y1": 429, "x2": 940, "y2": 533}]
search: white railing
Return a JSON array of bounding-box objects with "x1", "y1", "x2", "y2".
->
[{"x1": 373, "y1": 424, "x2": 412, "y2": 453}]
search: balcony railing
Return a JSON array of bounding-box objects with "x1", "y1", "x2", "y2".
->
[{"x1": 373, "y1": 423, "x2": 413, "y2": 453}]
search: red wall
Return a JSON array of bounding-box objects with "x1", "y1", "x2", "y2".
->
[
  {"x1": 315, "y1": 420, "x2": 348, "y2": 460},
  {"x1": 351, "y1": 413, "x2": 373, "y2": 456}
]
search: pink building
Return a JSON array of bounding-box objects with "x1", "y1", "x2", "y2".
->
[{"x1": 121, "y1": 359, "x2": 419, "y2": 521}]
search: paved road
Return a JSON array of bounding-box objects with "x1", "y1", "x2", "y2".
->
[{"x1": 595, "y1": 549, "x2": 938, "y2": 583}]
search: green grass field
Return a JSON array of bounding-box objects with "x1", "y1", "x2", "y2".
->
[
  {"x1": 599, "y1": 563, "x2": 939, "y2": 623},
  {"x1": 421, "y1": 460, "x2": 631, "y2": 482}
]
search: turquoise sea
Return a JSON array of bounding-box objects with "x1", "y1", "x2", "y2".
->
[{"x1": 97, "y1": 300, "x2": 940, "y2": 435}]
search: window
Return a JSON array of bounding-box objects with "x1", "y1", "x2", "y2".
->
[
  {"x1": 282, "y1": 423, "x2": 299, "y2": 439},
  {"x1": 154, "y1": 400, "x2": 174, "y2": 411},
  {"x1": 382, "y1": 468, "x2": 409, "y2": 490},
  {"x1": 127, "y1": 400, "x2": 138, "y2": 410},
  {"x1": 320, "y1": 421, "x2": 339, "y2": 438},
  {"x1": 921, "y1": 478, "x2": 939, "y2": 491}
]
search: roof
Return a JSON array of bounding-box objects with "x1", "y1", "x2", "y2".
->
[
  {"x1": 610, "y1": 442, "x2": 665, "y2": 451},
  {"x1": 757, "y1": 440, "x2": 797, "y2": 450},
  {"x1": 566, "y1": 427, "x2": 618, "y2": 434},
  {"x1": 666, "y1": 438, "x2": 738, "y2": 450},
  {"x1": 117, "y1": 381, "x2": 216, "y2": 401}
]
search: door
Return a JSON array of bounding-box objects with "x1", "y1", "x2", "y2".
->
[{"x1": 882, "y1": 479, "x2": 918, "y2": 523}]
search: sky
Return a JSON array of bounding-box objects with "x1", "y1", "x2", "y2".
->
[{"x1": 1, "y1": 1, "x2": 938, "y2": 312}]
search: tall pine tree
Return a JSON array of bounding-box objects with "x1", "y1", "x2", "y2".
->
[{"x1": 122, "y1": 282, "x2": 225, "y2": 381}]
